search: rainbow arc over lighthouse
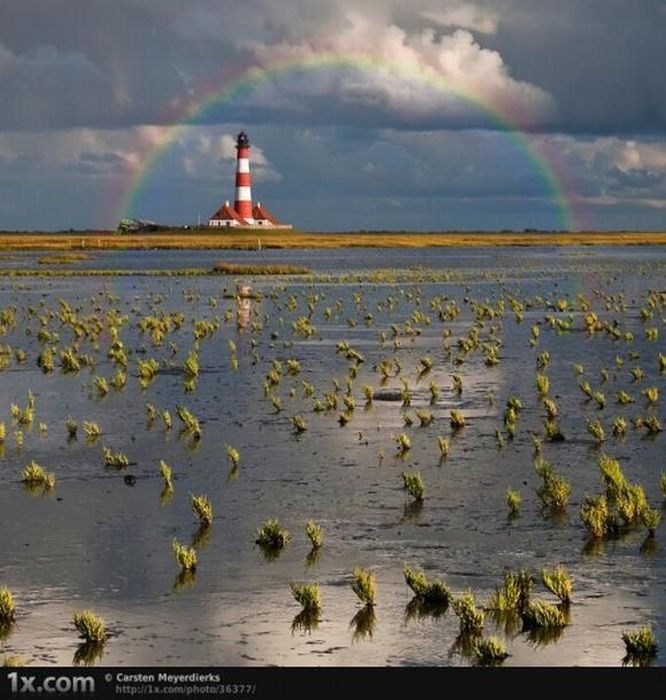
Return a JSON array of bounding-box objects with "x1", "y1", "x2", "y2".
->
[{"x1": 117, "y1": 50, "x2": 584, "y2": 231}]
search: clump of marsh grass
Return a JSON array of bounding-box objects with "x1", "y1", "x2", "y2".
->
[
  {"x1": 616, "y1": 390, "x2": 634, "y2": 405},
  {"x1": 449, "y1": 409, "x2": 465, "y2": 430},
  {"x1": 176, "y1": 405, "x2": 201, "y2": 440},
  {"x1": 351, "y1": 567, "x2": 376, "y2": 606},
  {"x1": 612, "y1": 416, "x2": 627, "y2": 439},
  {"x1": 191, "y1": 494, "x2": 213, "y2": 527},
  {"x1": 487, "y1": 569, "x2": 532, "y2": 614},
  {"x1": 587, "y1": 419, "x2": 605, "y2": 443},
  {"x1": 94, "y1": 376, "x2": 109, "y2": 396},
  {"x1": 535, "y1": 456, "x2": 571, "y2": 511},
  {"x1": 415, "y1": 409, "x2": 434, "y2": 427},
  {"x1": 580, "y1": 494, "x2": 612, "y2": 538},
  {"x1": 535, "y1": 373, "x2": 549, "y2": 397},
  {"x1": 521, "y1": 601, "x2": 567, "y2": 630},
  {"x1": 394, "y1": 432, "x2": 411, "y2": 455},
  {"x1": 622, "y1": 627, "x2": 658, "y2": 663},
  {"x1": 544, "y1": 418, "x2": 565, "y2": 442},
  {"x1": 256, "y1": 519, "x2": 290, "y2": 551},
  {"x1": 83, "y1": 421, "x2": 101, "y2": 440},
  {"x1": 403, "y1": 566, "x2": 452, "y2": 606},
  {"x1": 102, "y1": 447, "x2": 129, "y2": 468},
  {"x1": 159, "y1": 460, "x2": 173, "y2": 491},
  {"x1": 641, "y1": 507, "x2": 661, "y2": 537},
  {"x1": 290, "y1": 415, "x2": 307, "y2": 433},
  {"x1": 473, "y1": 637, "x2": 509, "y2": 666},
  {"x1": 643, "y1": 415, "x2": 663, "y2": 434},
  {"x1": 0, "y1": 587, "x2": 16, "y2": 622},
  {"x1": 437, "y1": 436, "x2": 449, "y2": 458},
  {"x1": 641, "y1": 386, "x2": 659, "y2": 406},
  {"x1": 290, "y1": 583, "x2": 321, "y2": 612},
  {"x1": 452, "y1": 590, "x2": 485, "y2": 635},
  {"x1": 172, "y1": 538, "x2": 197, "y2": 571},
  {"x1": 305, "y1": 520, "x2": 323, "y2": 549},
  {"x1": 541, "y1": 565, "x2": 572, "y2": 604},
  {"x1": 72, "y1": 610, "x2": 106, "y2": 643},
  {"x1": 506, "y1": 488, "x2": 521, "y2": 517},
  {"x1": 225, "y1": 444, "x2": 240, "y2": 469},
  {"x1": 161, "y1": 409, "x2": 172, "y2": 430},
  {"x1": 21, "y1": 461, "x2": 55, "y2": 490},
  {"x1": 401, "y1": 471, "x2": 424, "y2": 501}
]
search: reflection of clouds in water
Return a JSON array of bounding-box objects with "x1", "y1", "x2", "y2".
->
[{"x1": 0, "y1": 255, "x2": 665, "y2": 666}]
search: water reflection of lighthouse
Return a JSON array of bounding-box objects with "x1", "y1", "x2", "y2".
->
[{"x1": 236, "y1": 284, "x2": 252, "y2": 330}]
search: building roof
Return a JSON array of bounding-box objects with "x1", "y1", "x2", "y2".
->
[
  {"x1": 252, "y1": 203, "x2": 281, "y2": 224},
  {"x1": 209, "y1": 202, "x2": 249, "y2": 224}
]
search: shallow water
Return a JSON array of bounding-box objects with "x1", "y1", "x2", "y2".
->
[{"x1": 0, "y1": 246, "x2": 664, "y2": 667}]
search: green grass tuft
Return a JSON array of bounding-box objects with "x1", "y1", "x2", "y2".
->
[
  {"x1": 290, "y1": 583, "x2": 321, "y2": 612},
  {"x1": 0, "y1": 587, "x2": 16, "y2": 621},
  {"x1": 255, "y1": 519, "x2": 290, "y2": 550},
  {"x1": 21, "y1": 461, "x2": 55, "y2": 489},
  {"x1": 351, "y1": 567, "x2": 376, "y2": 606},
  {"x1": 305, "y1": 520, "x2": 323, "y2": 549},
  {"x1": 521, "y1": 601, "x2": 567, "y2": 629},
  {"x1": 541, "y1": 565, "x2": 572, "y2": 604},
  {"x1": 452, "y1": 590, "x2": 485, "y2": 634},
  {"x1": 172, "y1": 538, "x2": 197, "y2": 571},
  {"x1": 401, "y1": 471, "x2": 424, "y2": 501},
  {"x1": 403, "y1": 566, "x2": 451, "y2": 606},
  {"x1": 473, "y1": 637, "x2": 509, "y2": 665},
  {"x1": 72, "y1": 610, "x2": 106, "y2": 642},
  {"x1": 191, "y1": 494, "x2": 213, "y2": 526},
  {"x1": 622, "y1": 627, "x2": 658, "y2": 658}
]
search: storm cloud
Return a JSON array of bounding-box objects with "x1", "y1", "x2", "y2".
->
[{"x1": 0, "y1": 0, "x2": 665, "y2": 230}]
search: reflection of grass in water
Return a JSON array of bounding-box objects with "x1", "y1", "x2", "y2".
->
[
  {"x1": 305, "y1": 547, "x2": 322, "y2": 569},
  {"x1": 350, "y1": 605, "x2": 375, "y2": 642},
  {"x1": 73, "y1": 641, "x2": 105, "y2": 667},
  {"x1": 2, "y1": 655, "x2": 27, "y2": 667},
  {"x1": 525, "y1": 624, "x2": 566, "y2": 648},
  {"x1": 404, "y1": 597, "x2": 449, "y2": 622},
  {"x1": 640, "y1": 535, "x2": 658, "y2": 556},
  {"x1": 227, "y1": 465, "x2": 240, "y2": 483},
  {"x1": 190, "y1": 524, "x2": 212, "y2": 551},
  {"x1": 22, "y1": 481, "x2": 55, "y2": 498},
  {"x1": 582, "y1": 534, "x2": 607, "y2": 557},
  {"x1": 160, "y1": 485, "x2": 174, "y2": 507},
  {"x1": 623, "y1": 652, "x2": 656, "y2": 668},
  {"x1": 173, "y1": 569, "x2": 197, "y2": 593},
  {"x1": 402, "y1": 499, "x2": 424, "y2": 523},
  {"x1": 0, "y1": 620, "x2": 15, "y2": 641},
  {"x1": 291, "y1": 608, "x2": 320, "y2": 635},
  {"x1": 449, "y1": 630, "x2": 481, "y2": 660},
  {"x1": 488, "y1": 609, "x2": 522, "y2": 638}
]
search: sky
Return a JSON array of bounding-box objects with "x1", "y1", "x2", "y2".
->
[{"x1": 1, "y1": 0, "x2": 665, "y2": 232}]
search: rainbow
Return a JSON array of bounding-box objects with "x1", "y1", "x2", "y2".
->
[{"x1": 116, "y1": 51, "x2": 584, "y2": 231}]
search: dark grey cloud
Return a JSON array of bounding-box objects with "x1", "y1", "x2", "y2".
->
[{"x1": 1, "y1": 1, "x2": 665, "y2": 230}]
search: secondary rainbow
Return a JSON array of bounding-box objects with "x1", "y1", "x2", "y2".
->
[{"x1": 117, "y1": 51, "x2": 581, "y2": 231}]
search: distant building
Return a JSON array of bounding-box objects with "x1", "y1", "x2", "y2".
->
[{"x1": 208, "y1": 131, "x2": 292, "y2": 229}]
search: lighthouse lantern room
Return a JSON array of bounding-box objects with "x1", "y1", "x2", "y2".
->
[{"x1": 208, "y1": 131, "x2": 291, "y2": 229}]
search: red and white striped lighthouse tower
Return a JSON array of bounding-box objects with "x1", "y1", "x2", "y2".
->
[{"x1": 233, "y1": 130, "x2": 254, "y2": 223}]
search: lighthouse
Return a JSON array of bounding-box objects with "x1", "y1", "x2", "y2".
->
[
  {"x1": 233, "y1": 131, "x2": 254, "y2": 223},
  {"x1": 208, "y1": 130, "x2": 292, "y2": 230}
]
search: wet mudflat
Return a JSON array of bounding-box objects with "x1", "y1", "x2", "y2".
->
[{"x1": 0, "y1": 245, "x2": 664, "y2": 667}]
